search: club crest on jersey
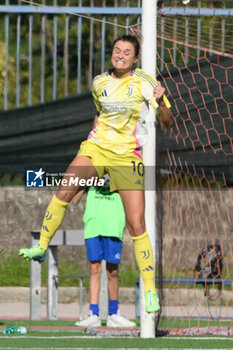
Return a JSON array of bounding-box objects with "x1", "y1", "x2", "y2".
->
[
  {"x1": 127, "y1": 84, "x2": 135, "y2": 96},
  {"x1": 101, "y1": 89, "x2": 108, "y2": 97}
]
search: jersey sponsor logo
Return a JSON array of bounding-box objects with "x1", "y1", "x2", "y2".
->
[
  {"x1": 101, "y1": 89, "x2": 108, "y2": 97},
  {"x1": 26, "y1": 168, "x2": 45, "y2": 187}
]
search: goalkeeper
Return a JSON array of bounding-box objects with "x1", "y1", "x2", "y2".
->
[
  {"x1": 19, "y1": 33, "x2": 173, "y2": 313},
  {"x1": 73, "y1": 176, "x2": 136, "y2": 328}
]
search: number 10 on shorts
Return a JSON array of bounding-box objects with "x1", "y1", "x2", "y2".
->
[{"x1": 131, "y1": 161, "x2": 144, "y2": 177}]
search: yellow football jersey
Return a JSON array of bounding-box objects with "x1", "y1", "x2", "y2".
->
[{"x1": 88, "y1": 68, "x2": 171, "y2": 157}]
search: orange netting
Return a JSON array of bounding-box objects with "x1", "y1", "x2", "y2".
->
[{"x1": 153, "y1": 11, "x2": 233, "y2": 328}]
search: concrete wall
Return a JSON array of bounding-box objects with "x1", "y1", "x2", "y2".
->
[
  {"x1": 0, "y1": 186, "x2": 135, "y2": 273},
  {"x1": 0, "y1": 186, "x2": 232, "y2": 275}
]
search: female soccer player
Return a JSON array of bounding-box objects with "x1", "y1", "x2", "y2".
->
[{"x1": 19, "y1": 34, "x2": 173, "y2": 313}]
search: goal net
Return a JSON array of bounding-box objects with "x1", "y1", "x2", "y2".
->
[{"x1": 133, "y1": 3, "x2": 233, "y2": 331}]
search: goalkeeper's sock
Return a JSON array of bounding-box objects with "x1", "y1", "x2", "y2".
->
[
  {"x1": 39, "y1": 195, "x2": 69, "y2": 250},
  {"x1": 132, "y1": 231, "x2": 156, "y2": 293}
]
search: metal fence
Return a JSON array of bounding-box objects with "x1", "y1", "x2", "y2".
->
[{"x1": 0, "y1": 0, "x2": 233, "y2": 110}]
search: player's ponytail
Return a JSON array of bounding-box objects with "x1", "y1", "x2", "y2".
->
[{"x1": 128, "y1": 24, "x2": 142, "y2": 51}]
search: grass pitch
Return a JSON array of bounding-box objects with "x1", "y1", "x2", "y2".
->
[{"x1": 0, "y1": 319, "x2": 232, "y2": 349}]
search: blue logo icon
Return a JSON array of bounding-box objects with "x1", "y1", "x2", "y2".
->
[{"x1": 26, "y1": 168, "x2": 45, "y2": 188}]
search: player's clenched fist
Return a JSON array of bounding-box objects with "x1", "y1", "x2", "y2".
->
[{"x1": 153, "y1": 81, "x2": 165, "y2": 104}]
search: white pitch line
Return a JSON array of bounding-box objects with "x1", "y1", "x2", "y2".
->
[
  {"x1": 0, "y1": 348, "x2": 233, "y2": 350},
  {"x1": 0, "y1": 335, "x2": 233, "y2": 340},
  {"x1": 162, "y1": 336, "x2": 233, "y2": 341},
  {"x1": 0, "y1": 336, "x2": 97, "y2": 339}
]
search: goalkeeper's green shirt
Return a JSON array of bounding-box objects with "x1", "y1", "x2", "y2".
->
[{"x1": 83, "y1": 186, "x2": 125, "y2": 240}]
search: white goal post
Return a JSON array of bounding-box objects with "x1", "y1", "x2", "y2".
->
[{"x1": 140, "y1": 0, "x2": 157, "y2": 339}]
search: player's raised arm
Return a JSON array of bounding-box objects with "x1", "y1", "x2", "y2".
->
[{"x1": 153, "y1": 81, "x2": 173, "y2": 130}]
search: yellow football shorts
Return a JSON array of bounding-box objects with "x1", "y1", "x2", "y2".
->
[{"x1": 77, "y1": 140, "x2": 145, "y2": 192}]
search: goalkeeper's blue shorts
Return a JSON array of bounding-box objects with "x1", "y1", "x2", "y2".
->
[{"x1": 85, "y1": 236, "x2": 122, "y2": 264}]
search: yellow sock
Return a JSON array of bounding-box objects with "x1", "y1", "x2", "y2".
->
[
  {"x1": 132, "y1": 231, "x2": 156, "y2": 293},
  {"x1": 39, "y1": 195, "x2": 69, "y2": 250}
]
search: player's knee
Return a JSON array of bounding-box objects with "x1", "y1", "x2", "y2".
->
[
  {"x1": 90, "y1": 262, "x2": 102, "y2": 277},
  {"x1": 127, "y1": 219, "x2": 145, "y2": 237},
  {"x1": 107, "y1": 269, "x2": 118, "y2": 280},
  {"x1": 56, "y1": 190, "x2": 74, "y2": 203}
]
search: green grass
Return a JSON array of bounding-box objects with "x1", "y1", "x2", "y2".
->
[
  {"x1": 1, "y1": 251, "x2": 232, "y2": 293},
  {"x1": 1, "y1": 318, "x2": 232, "y2": 330},
  {"x1": 0, "y1": 250, "x2": 90, "y2": 287},
  {"x1": 0, "y1": 251, "x2": 139, "y2": 288},
  {"x1": 1, "y1": 335, "x2": 233, "y2": 349},
  {"x1": 0, "y1": 319, "x2": 233, "y2": 349},
  {"x1": 118, "y1": 265, "x2": 139, "y2": 287},
  {"x1": 0, "y1": 173, "x2": 25, "y2": 186},
  {"x1": 0, "y1": 250, "x2": 31, "y2": 287}
]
